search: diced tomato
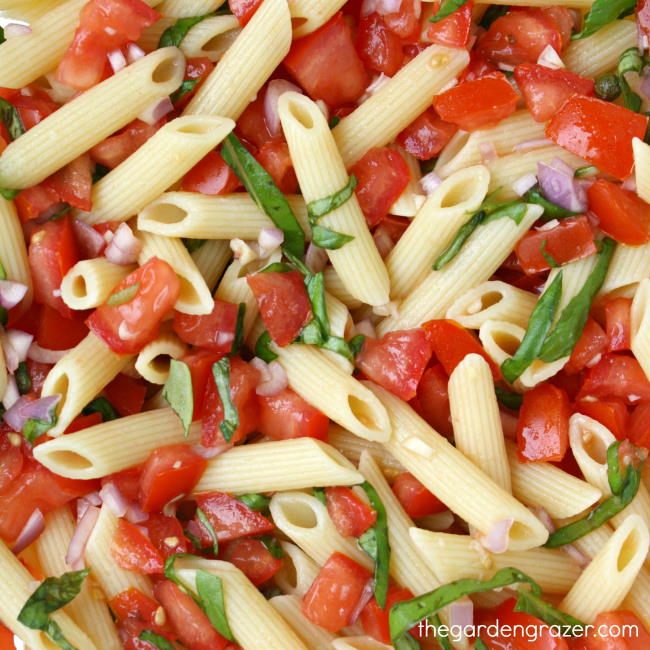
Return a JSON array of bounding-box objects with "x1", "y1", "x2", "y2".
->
[
  {"x1": 247, "y1": 271, "x2": 312, "y2": 347},
  {"x1": 392, "y1": 472, "x2": 446, "y2": 518},
  {"x1": 564, "y1": 317, "x2": 608, "y2": 376},
  {"x1": 255, "y1": 140, "x2": 298, "y2": 194},
  {"x1": 630, "y1": 402, "x2": 650, "y2": 450},
  {"x1": 192, "y1": 491, "x2": 274, "y2": 542},
  {"x1": 409, "y1": 363, "x2": 453, "y2": 437},
  {"x1": 459, "y1": 49, "x2": 499, "y2": 82},
  {"x1": 575, "y1": 398, "x2": 628, "y2": 441},
  {"x1": 587, "y1": 179, "x2": 650, "y2": 246},
  {"x1": 382, "y1": 0, "x2": 421, "y2": 39},
  {"x1": 514, "y1": 64, "x2": 594, "y2": 123},
  {"x1": 87, "y1": 257, "x2": 181, "y2": 355},
  {"x1": 180, "y1": 150, "x2": 241, "y2": 195},
  {"x1": 102, "y1": 467, "x2": 142, "y2": 503},
  {"x1": 579, "y1": 354, "x2": 650, "y2": 405},
  {"x1": 117, "y1": 618, "x2": 175, "y2": 650},
  {"x1": 154, "y1": 580, "x2": 228, "y2": 650},
  {"x1": 356, "y1": 329, "x2": 432, "y2": 401},
  {"x1": 302, "y1": 552, "x2": 372, "y2": 632},
  {"x1": 90, "y1": 118, "x2": 165, "y2": 169},
  {"x1": 284, "y1": 13, "x2": 369, "y2": 107},
  {"x1": 109, "y1": 587, "x2": 159, "y2": 624},
  {"x1": 546, "y1": 97, "x2": 648, "y2": 181},
  {"x1": 236, "y1": 91, "x2": 274, "y2": 149},
  {"x1": 26, "y1": 359, "x2": 51, "y2": 395},
  {"x1": 13, "y1": 185, "x2": 62, "y2": 223},
  {"x1": 139, "y1": 444, "x2": 207, "y2": 513},
  {"x1": 350, "y1": 147, "x2": 410, "y2": 227},
  {"x1": 142, "y1": 513, "x2": 188, "y2": 558},
  {"x1": 356, "y1": 13, "x2": 404, "y2": 76},
  {"x1": 477, "y1": 8, "x2": 564, "y2": 67},
  {"x1": 29, "y1": 215, "x2": 79, "y2": 318},
  {"x1": 425, "y1": 1, "x2": 473, "y2": 49},
  {"x1": 604, "y1": 297, "x2": 632, "y2": 352},
  {"x1": 111, "y1": 519, "x2": 164, "y2": 574},
  {"x1": 375, "y1": 214, "x2": 410, "y2": 243},
  {"x1": 396, "y1": 108, "x2": 458, "y2": 161},
  {"x1": 10, "y1": 87, "x2": 59, "y2": 130},
  {"x1": 56, "y1": 0, "x2": 160, "y2": 90},
  {"x1": 517, "y1": 383, "x2": 570, "y2": 462},
  {"x1": 230, "y1": 0, "x2": 262, "y2": 26},
  {"x1": 257, "y1": 387, "x2": 329, "y2": 441},
  {"x1": 325, "y1": 486, "x2": 376, "y2": 537},
  {"x1": 173, "y1": 57, "x2": 215, "y2": 111},
  {"x1": 433, "y1": 73, "x2": 519, "y2": 132},
  {"x1": 540, "y1": 6, "x2": 574, "y2": 48},
  {"x1": 103, "y1": 375, "x2": 145, "y2": 418},
  {"x1": 220, "y1": 537, "x2": 283, "y2": 585},
  {"x1": 423, "y1": 319, "x2": 501, "y2": 381},
  {"x1": 41, "y1": 154, "x2": 93, "y2": 211},
  {"x1": 65, "y1": 412, "x2": 103, "y2": 433},
  {"x1": 514, "y1": 216, "x2": 597, "y2": 275},
  {"x1": 36, "y1": 305, "x2": 89, "y2": 351},
  {"x1": 181, "y1": 349, "x2": 226, "y2": 418},
  {"x1": 582, "y1": 610, "x2": 650, "y2": 650},
  {"x1": 173, "y1": 299, "x2": 240, "y2": 353},
  {"x1": 360, "y1": 586, "x2": 421, "y2": 645},
  {"x1": 0, "y1": 436, "x2": 23, "y2": 494}
]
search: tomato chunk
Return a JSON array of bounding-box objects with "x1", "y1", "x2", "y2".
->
[
  {"x1": 582, "y1": 610, "x2": 650, "y2": 650},
  {"x1": 0, "y1": 436, "x2": 23, "y2": 495},
  {"x1": 564, "y1": 316, "x2": 607, "y2": 376},
  {"x1": 257, "y1": 387, "x2": 329, "y2": 441},
  {"x1": 409, "y1": 364, "x2": 453, "y2": 437},
  {"x1": 230, "y1": 0, "x2": 263, "y2": 26},
  {"x1": 630, "y1": 402, "x2": 650, "y2": 450},
  {"x1": 91, "y1": 119, "x2": 165, "y2": 170},
  {"x1": 36, "y1": 305, "x2": 89, "y2": 351},
  {"x1": 173, "y1": 299, "x2": 240, "y2": 353},
  {"x1": 220, "y1": 537, "x2": 283, "y2": 585},
  {"x1": 356, "y1": 13, "x2": 404, "y2": 76},
  {"x1": 546, "y1": 97, "x2": 648, "y2": 181},
  {"x1": 382, "y1": 0, "x2": 421, "y2": 39},
  {"x1": 141, "y1": 512, "x2": 188, "y2": 558},
  {"x1": 517, "y1": 383, "x2": 570, "y2": 462},
  {"x1": 181, "y1": 349, "x2": 226, "y2": 419},
  {"x1": 102, "y1": 467, "x2": 141, "y2": 503},
  {"x1": 396, "y1": 108, "x2": 458, "y2": 161},
  {"x1": 14, "y1": 185, "x2": 62, "y2": 223},
  {"x1": 425, "y1": 0, "x2": 473, "y2": 49},
  {"x1": 42, "y1": 154, "x2": 93, "y2": 212},
  {"x1": 302, "y1": 552, "x2": 372, "y2": 632},
  {"x1": 255, "y1": 140, "x2": 298, "y2": 194},
  {"x1": 180, "y1": 150, "x2": 241, "y2": 195},
  {"x1": 392, "y1": 472, "x2": 447, "y2": 518},
  {"x1": 111, "y1": 519, "x2": 164, "y2": 574},
  {"x1": 325, "y1": 486, "x2": 376, "y2": 538},
  {"x1": 604, "y1": 297, "x2": 632, "y2": 352},
  {"x1": 104, "y1": 373, "x2": 147, "y2": 417},
  {"x1": 109, "y1": 587, "x2": 159, "y2": 624},
  {"x1": 579, "y1": 354, "x2": 650, "y2": 405},
  {"x1": 360, "y1": 586, "x2": 421, "y2": 644},
  {"x1": 575, "y1": 398, "x2": 628, "y2": 441}
]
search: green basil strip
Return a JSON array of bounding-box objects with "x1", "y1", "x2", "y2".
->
[
  {"x1": 0, "y1": 259, "x2": 6, "y2": 280},
  {"x1": 500, "y1": 271, "x2": 563, "y2": 384},
  {"x1": 212, "y1": 358, "x2": 239, "y2": 442},
  {"x1": 479, "y1": 5, "x2": 508, "y2": 29},
  {"x1": 158, "y1": 13, "x2": 214, "y2": 48},
  {"x1": 260, "y1": 262, "x2": 294, "y2": 273},
  {"x1": 481, "y1": 201, "x2": 528, "y2": 226},
  {"x1": 185, "y1": 529, "x2": 203, "y2": 551},
  {"x1": 237, "y1": 493, "x2": 271, "y2": 512},
  {"x1": 255, "y1": 330, "x2": 278, "y2": 362},
  {"x1": 257, "y1": 534, "x2": 284, "y2": 558},
  {"x1": 432, "y1": 211, "x2": 483, "y2": 271},
  {"x1": 307, "y1": 175, "x2": 357, "y2": 222},
  {"x1": 18, "y1": 570, "x2": 90, "y2": 650},
  {"x1": 619, "y1": 75, "x2": 642, "y2": 113},
  {"x1": 540, "y1": 240, "x2": 560, "y2": 268},
  {"x1": 389, "y1": 568, "x2": 541, "y2": 649},
  {"x1": 514, "y1": 588, "x2": 586, "y2": 634},
  {"x1": 328, "y1": 115, "x2": 341, "y2": 129},
  {"x1": 619, "y1": 47, "x2": 645, "y2": 75},
  {"x1": 221, "y1": 133, "x2": 305, "y2": 259},
  {"x1": 311, "y1": 225, "x2": 354, "y2": 250},
  {"x1": 48, "y1": 203, "x2": 72, "y2": 221},
  {"x1": 304, "y1": 271, "x2": 329, "y2": 335},
  {"x1": 495, "y1": 387, "x2": 523, "y2": 411},
  {"x1": 182, "y1": 237, "x2": 206, "y2": 253},
  {"x1": 106, "y1": 281, "x2": 140, "y2": 307},
  {"x1": 92, "y1": 164, "x2": 110, "y2": 184},
  {"x1": 574, "y1": 166, "x2": 599, "y2": 178},
  {"x1": 319, "y1": 335, "x2": 354, "y2": 362},
  {"x1": 162, "y1": 359, "x2": 193, "y2": 437},
  {"x1": 139, "y1": 630, "x2": 175, "y2": 650},
  {"x1": 230, "y1": 303, "x2": 246, "y2": 355},
  {"x1": 358, "y1": 481, "x2": 390, "y2": 609},
  {"x1": 312, "y1": 487, "x2": 327, "y2": 505},
  {"x1": 24, "y1": 413, "x2": 57, "y2": 445},
  {"x1": 348, "y1": 334, "x2": 366, "y2": 358},
  {"x1": 524, "y1": 185, "x2": 580, "y2": 221},
  {"x1": 172, "y1": 78, "x2": 202, "y2": 104},
  {"x1": 0, "y1": 96, "x2": 25, "y2": 141},
  {"x1": 539, "y1": 238, "x2": 616, "y2": 362},
  {"x1": 572, "y1": 0, "x2": 635, "y2": 40},
  {"x1": 0, "y1": 188, "x2": 19, "y2": 200},
  {"x1": 164, "y1": 553, "x2": 202, "y2": 593},
  {"x1": 474, "y1": 640, "x2": 490, "y2": 650},
  {"x1": 16, "y1": 361, "x2": 32, "y2": 395},
  {"x1": 0, "y1": 306, "x2": 7, "y2": 326},
  {"x1": 196, "y1": 507, "x2": 219, "y2": 556},
  {"x1": 0, "y1": 26, "x2": 5, "y2": 45},
  {"x1": 195, "y1": 570, "x2": 235, "y2": 642},
  {"x1": 429, "y1": 0, "x2": 470, "y2": 23},
  {"x1": 607, "y1": 441, "x2": 625, "y2": 495},
  {"x1": 82, "y1": 396, "x2": 119, "y2": 422}
]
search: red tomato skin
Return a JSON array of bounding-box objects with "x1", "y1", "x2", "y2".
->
[
  {"x1": 111, "y1": 519, "x2": 164, "y2": 574},
  {"x1": 230, "y1": 0, "x2": 263, "y2": 25},
  {"x1": 325, "y1": 486, "x2": 377, "y2": 538},
  {"x1": 575, "y1": 398, "x2": 629, "y2": 441},
  {"x1": 396, "y1": 109, "x2": 458, "y2": 161},
  {"x1": 409, "y1": 363, "x2": 453, "y2": 437},
  {"x1": 139, "y1": 444, "x2": 207, "y2": 513},
  {"x1": 180, "y1": 150, "x2": 241, "y2": 195},
  {"x1": 154, "y1": 580, "x2": 228, "y2": 650},
  {"x1": 87, "y1": 257, "x2": 181, "y2": 355},
  {"x1": 102, "y1": 467, "x2": 142, "y2": 503},
  {"x1": 546, "y1": 97, "x2": 648, "y2": 181},
  {"x1": 459, "y1": 50, "x2": 499, "y2": 82},
  {"x1": 247, "y1": 271, "x2": 312, "y2": 347},
  {"x1": 104, "y1": 374, "x2": 147, "y2": 417},
  {"x1": 360, "y1": 587, "x2": 420, "y2": 644},
  {"x1": 356, "y1": 13, "x2": 404, "y2": 76},
  {"x1": 29, "y1": 215, "x2": 80, "y2": 318},
  {"x1": 42, "y1": 154, "x2": 93, "y2": 211},
  {"x1": 27, "y1": 359, "x2": 51, "y2": 395},
  {"x1": 604, "y1": 297, "x2": 632, "y2": 352},
  {"x1": 236, "y1": 91, "x2": 275, "y2": 149},
  {"x1": 350, "y1": 147, "x2": 410, "y2": 227},
  {"x1": 36, "y1": 305, "x2": 89, "y2": 351},
  {"x1": 142, "y1": 513, "x2": 188, "y2": 558},
  {"x1": 356, "y1": 329, "x2": 433, "y2": 401},
  {"x1": 172, "y1": 57, "x2": 214, "y2": 111},
  {"x1": 582, "y1": 610, "x2": 650, "y2": 650},
  {"x1": 0, "y1": 436, "x2": 23, "y2": 494},
  {"x1": 255, "y1": 140, "x2": 299, "y2": 194},
  {"x1": 587, "y1": 180, "x2": 650, "y2": 246},
  {"x1": 91, "y1": 118, "x2": 165, "y2": 169},
  {"x1": 630, "y1": 402, "x2": 650, "y2": 450},
  {"x1": 284, "y1": 13, "x2": 369, "y2": 107},
  {"x1": 257, "y1": 388, "x2": 329, "y2": 441},
  {"x1": 181, "y1": 349, "x2": 226, "y2": 419},
  {"x1": 194, "y1": 491, "x2": 274, "y2": 542},
  {"x1": 392, "y1": 472, "x2": 447, "y2": 518},
  {"x1": 579, "y1": 354, "x2": 650, "y2": 405},
  {"x1": 514, "y1": 64, "x2": 594, "y2": 123},
  {"x1": 433, "y1": 73, "x2": 519, "y2": 132},
  {"x1": 201, "y1": 357, "x2": 260, "y2": 446},
  {"x1": 220, "y1": 537, "x2": 283, "y2": 585},
  {"x1": 109, "y1": 587, "x2": 160, "y2": 624},
  {"x1": 14, "y1": 185, "x2": 62, "y2": 223},
  {"x1": 383, "y1": 0, "x2": 421, "y2": 39},
  {"x1": 517, "y1": 383, "x2": 570, "y2": 463},
  {"x1": 173, "y1": 299, "x2": 240, "y2": 353},
  {"x1": 302, "y1": 552, "x2": 373, "y2": 632},
  {"x1": 514, "y1": 216, "x2": 597, "y2": 275},
  {"x1": 65, "y1": 412, "x2": 103, "y2": 433},
  {"x1": 564, "y1": 317, "x2": 608, "y2": 376},
  {"x1": 10, "y1": 87, "x2": 59, "y2": 130},
  {"x1": 425, "y1": 0, "x2": 473, "y2": 49}
]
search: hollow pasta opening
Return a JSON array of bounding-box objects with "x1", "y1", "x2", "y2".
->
[
  {"x1": 276, "y1": 549, "x2": 298, "y2": 590},
  {"x1": 48, "y1": 372, "x2": 70, "y2": 415},
  {"x1": 348, "y1": 394, "x2": 382, "y2": 432},
  {"x1": 42, "y1": 449, "x2": 93, "y2": 471},
  {"x1": 493, "y1": 331, "x2": 522, "y2": 356},
  {"x1": 287, "y1": 99, "x2": 315, "y2": 130},
  {"x1": 581, "y1": 426, "x2": 608, "y2": 465},
  {"x1": 480, "y1": 291, "x2": 504, "y2": 310},
  {"x1": 440, "y1": 176, "x2": 484, "y2": 208},
  {"x1": 151, "y1": 55, "x2": 183, "y2": 84},
  {"x1": 176, "y1": 120, "x2": 220, "y2": 135},
  {"x1": 70, "y1": 274, "x2": 88, "y2": 299},
  {"x1": 150, "y1": 354, "x2": 172, "y2": 374},
  {"x1": 508, "y1": 521, "x2": 535, "y2": 544},
  {"x1": 278, "y1": 498, "x2": 319, "y2": 529},
  {"x1": 291, "y1": 16, "x2": 307, "y2": 30},
  {"x1": 178, "y1": 276, "x2": 201, "y2": 308},
  {"x1": 146, "y1": 203, "x2": 188, "y2": 225},
  {"x1": 617, "y1": 526, "x2": 643, "y2": 571},
  {"x1": 202, "y1": 29, "x2": 239, "y2": 55}
]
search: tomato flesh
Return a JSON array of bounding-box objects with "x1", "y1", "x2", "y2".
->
[
  {"x1": 142, "y1": 513, "x2": 188, "y2": 558},
  {"x1": 579, "y1": 354, "x2": 650, "y2": 405},
  {"x1": 36, "y1": 305, "x2": 89, "y2": 351},
  {"x1": 255, "y1": 140, "x2": 299, "y2": 194},
  {"x1": 111, "y1": 519, "x2": 164, "y2": 574},
  {"x1": 325, "y1": 486, "x2": 376, "y2": 538},
  {"x1": 173, "y1": 299, "x2": 240, "y2": 353},
  {"x1": 104, "y1": 373, "x2": 147, "y2": 417},
  {"x1": 409, "y1": 364, "x2": 453, "y2": 437},
  {"x1": 356, "y1": 13, "x2": 404, "y2": 76},
  {"x1": 220, "y1": 537, "x2": 283, "y2": 585},
  {"x1": 630, "y1": 402, "x2": 650, "y2": 450},
  {"x1": 181, "y1": 349, "x2": 226, "y2": 419},
  {"x1": 582, "y1": 610, "x2": 650, "y2": 650},
  {"x1": 396, "y1": 108, "x2": 458, "y2": 161},
  {"x1": 564, "y1": 316, "x2": 607, "y2": 376},
  {"x1": 257, "y1": 387, "x2": 329, "y2": 441},
  {"x1": 181, "y1": 150, "x2": 241, "y2": 195},
  {"x1": 604, "y1": 297, "x2": 632, "y2": 353},
  {"x1": 91, "y1": 119, "x2": 165, "y2": 170},
  {"x1": 392, "y1": 472, "x2": 447, "y2": 518},
  {"x1": 575, "y1": 398, "x2": 629, "y2": 441},
  {"x1": 425, "y1": 0, "x2": 473, "y2": 49}
]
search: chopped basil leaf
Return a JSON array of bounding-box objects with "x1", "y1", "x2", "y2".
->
[
  {"x1": 358, "y1": 481, "x2": 390, "y2": 609},
  {"x1": 162, "y1": 359, "x2": 193, "y2": 437},
  {"x1": 0, "y1": 96, "x2": 25, "y2": 141},
  {"x1": 24, "y1": 413, "x2": 57, "y2": 445},
  {"x1": 574, "y1": 166, "x2": 599, "y2": 178},
  {"x1": 18, "y1": 569, "x2": 90, "y2": 650},
  {"x1": 139, "y1": 630, "x2": 175, "y2": 650},
  {"x1": 0, "y1": 188, "x2": 19, "y2": 200},
  {"x1": 106, "y1": 281, "x2": 141, "y2": 307},
  {"x1": 540, "y1": 240, "x2": 560, "y2": 269},
  {"x1": 319, "y1": 335, "x2": 355, "y2": 362},
  {"x1": 328, "y1": 115, "x2": 340, "y2": 129},
  {"x1": 0, "y1": 259, "x2": 6, "y2": 280},
  {"x1": 221, "y1": 133, "x2": 305, "y2": 259},
  {"x1": 0, "y1": 26, "x2": 4, "y2": 44},
  {"x1": 185, "y1": 529, "x2": 203, "y2": 551},
  {"x1": 230, "y1": 303, "x2": 246, "y2": 355},
  {"x1": 257, "y1": 534, "x2": 284, "y2": 558},
  {"x1": 539, "y1": 238, "x2": 615, "y2": 362},
  {"x1": 158, "y1": 13, "x2": 214, "y2": 48},
  {"x1": 172, "y1": 78, "x2": 202, "y2": 104},
  {"x1": 479, "y1": 5, "x2": 508, "y2": 30},
  {"x1": 475, "y1": 640, "x2": 490, "y2": 650},
  {"x1": 311, "y1": 225, "x2": 354, "y2": 250},
  {"x1": 348, "y1": 334, "x2": 366, "y2": 358},
  {"x1": 82, "y1": 396, "x2": 119, "y2": 422},
  {"x1": 619, "y1": 75, "x2": 642, "y2": 112},
  {"x1": 481, "y1": 200, "x2": 528, "y2": 226},
  {"x1": 495, "y1": 387, "x2": 523, "y2": 411},
  {"x1": 299, "y1": 319, "x2": 324, "y2": 346},
  {"x1": 607, "y1": 441, "x2": 625, "y2": 494},
  {"x1": 255, "y1": 330, "x2": 278, "y2": 362},
  {"x1": 420, "y1": 158, "x2": 437, "y2": 175},
  {"x1": 182, "y1": 237, "x2": 206, "y2": 253},
  {"x1": 0, "y1": 306, "x2": 7, "y2": 326},
  {"x1": 595, "y1": 73, "x2": 622, "y2": 102},
  {"x1": 48, "y1": 203, "x2": 72, "y2": 221},
  {"x1": 524, "y1": 185, "x2": 579, "y2": 221},
  {"x1": 619, "y1": 47, "x2": 645, "y2": 75},
  {"x1": 212, "y1": 358, "x2": 239, "y2": 442},
  {"x1": 432, "y1": 614, "x2": 452, "y2": 650},
  {"x1": 304, "y1": 271, "x2": 329, "y2": 335},
  {"x1": 15, "y1": 361, "x2": 32, "y2": 395},
  {"x1": 501, "y1": 271, "x2": 563, "y2": 384},
  {"x1": 195, "y1": 570, "x2": 235, "y2": 642},
  {"x1": 432, "y1": 211, "x2": 483, "y2": 271},
  {"x1": 260, "y1": 262, "x2": 294, "y2": 273},
  {"x1": 164, "y1": 553, "x2": 201, "y2": 593},
  {"x1": 429, "y1": 0, "x2": 470, "y2": 23},
  {"x1": 312, "y1": 487, "x2": 327, "y2": 505},
  {"x1": 307, "y1": 175, "x2": 357, "y2": 222},
  {"x1": 514, "y1": 588, "x2": 586, "y2": 634},
  {"x1": 237, "y1": 493, "x2": 270, "y2": 512},
  {"x1": 196, "y1": 507, "x2": 219, "y2": 556},
  {"x1": 572, "y1": 0, "x2": 636, "y2": 40},
  {"x1": 92, "y1": 164, "x2": 110, "y2": 184}
]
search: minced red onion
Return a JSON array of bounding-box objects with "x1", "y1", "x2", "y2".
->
[
  {"x1": 0, "y1": 281, "x2": 28, "y2": 310},
  {"x1": 104, "y1": 223, "x2": 142, "y2": 265},
  {"x1": 4, "y1": 23, "x2": 32, "y2": 38},
  {"x1": 479, "y1": 141, "x2": 498, "y2": 164},
  {"x1": 622, "y1": 175, "x2": 637, "y2": 192},
  {"x1": 12, "y1": 509, "x2": 44, "y2": 554},
  {"x1": 530, "y1": 506, "x2": 555, "y2": 534},
  {"x1": 125, "y1": 503, "x2": 149, "y2": 524},
  {"x1": 479, "y1": 518, "x2": 514, "y2": 553},
  {"x1": 77, "y1": 492, "x2": 102, "y2": 520},
  {"x1": 191, "y1": 443, "x2": 231, "y2": 459},
  {"x1": 230, "y1": 238, "x2": 259, "y2": 265},
  {"x1": 72, "y1": 219, "x2": 105, "y2": 258},
  {"x1": 537, "y1": 159, "x2": 587, "y2": 212},
  {"x1": 349, "y1": 578, "x2": 375, "y2": 625},
  {"x1": 126, "y1": 42, "x2": 146, "y2": 64},
  {"x1": 251, "y1": 358, "x2": 288, "y2": 396},
  {"x1": 353, "y1": 319, "x2": 376, "y2": 339},
  {"x1": 138, "y1": 96, "x2": 174, "y2": 126},
  {"x1": 3, "y1": 394, "x2": 61, "y2": 436},
  {"x1": 28, "y1": 343, "x2": 70, "y2": 364},
  {"x1": 305, "y1": 243, "x2": 328, "y2": 273},
  {"x1": 449, "y1": 600, "x2": 474, "y2": 631},
  {"x1": 512, "y1": 173, "x2": 538, "y2": 197},
  {"x1": 420, "y1": 171, "x2": 442, "y2": 195},
  {"x1": 373, "y1": 227, "x2": 394, "y2": 258},
  {"x1": 264, "y1": 79, "x2": 303, "y2": 137},
  {"x1": 107, "y1": 48, "x2": 127, "y2": 73},
  {"x1": 562, "y1": 543, "x2": 591, "y2": 568},
  {"x1": 537, "y1": 45, "x2": 564, "y2": 69},
  {"x1": 99, "y1": 482, "x2": 129, "y2": 518},
  {"x1": 2, "y1": 376, "x2": 19, "y2": 411},
  {"x1": 257, "y1": 228, "x2": 284, "y2": 258},
  {"x1": 2, "y1": 329, "x2": 34, "y2": 372},
  {"x1": 65, "y1": 505, "x2": 99, "y2": 570}
]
